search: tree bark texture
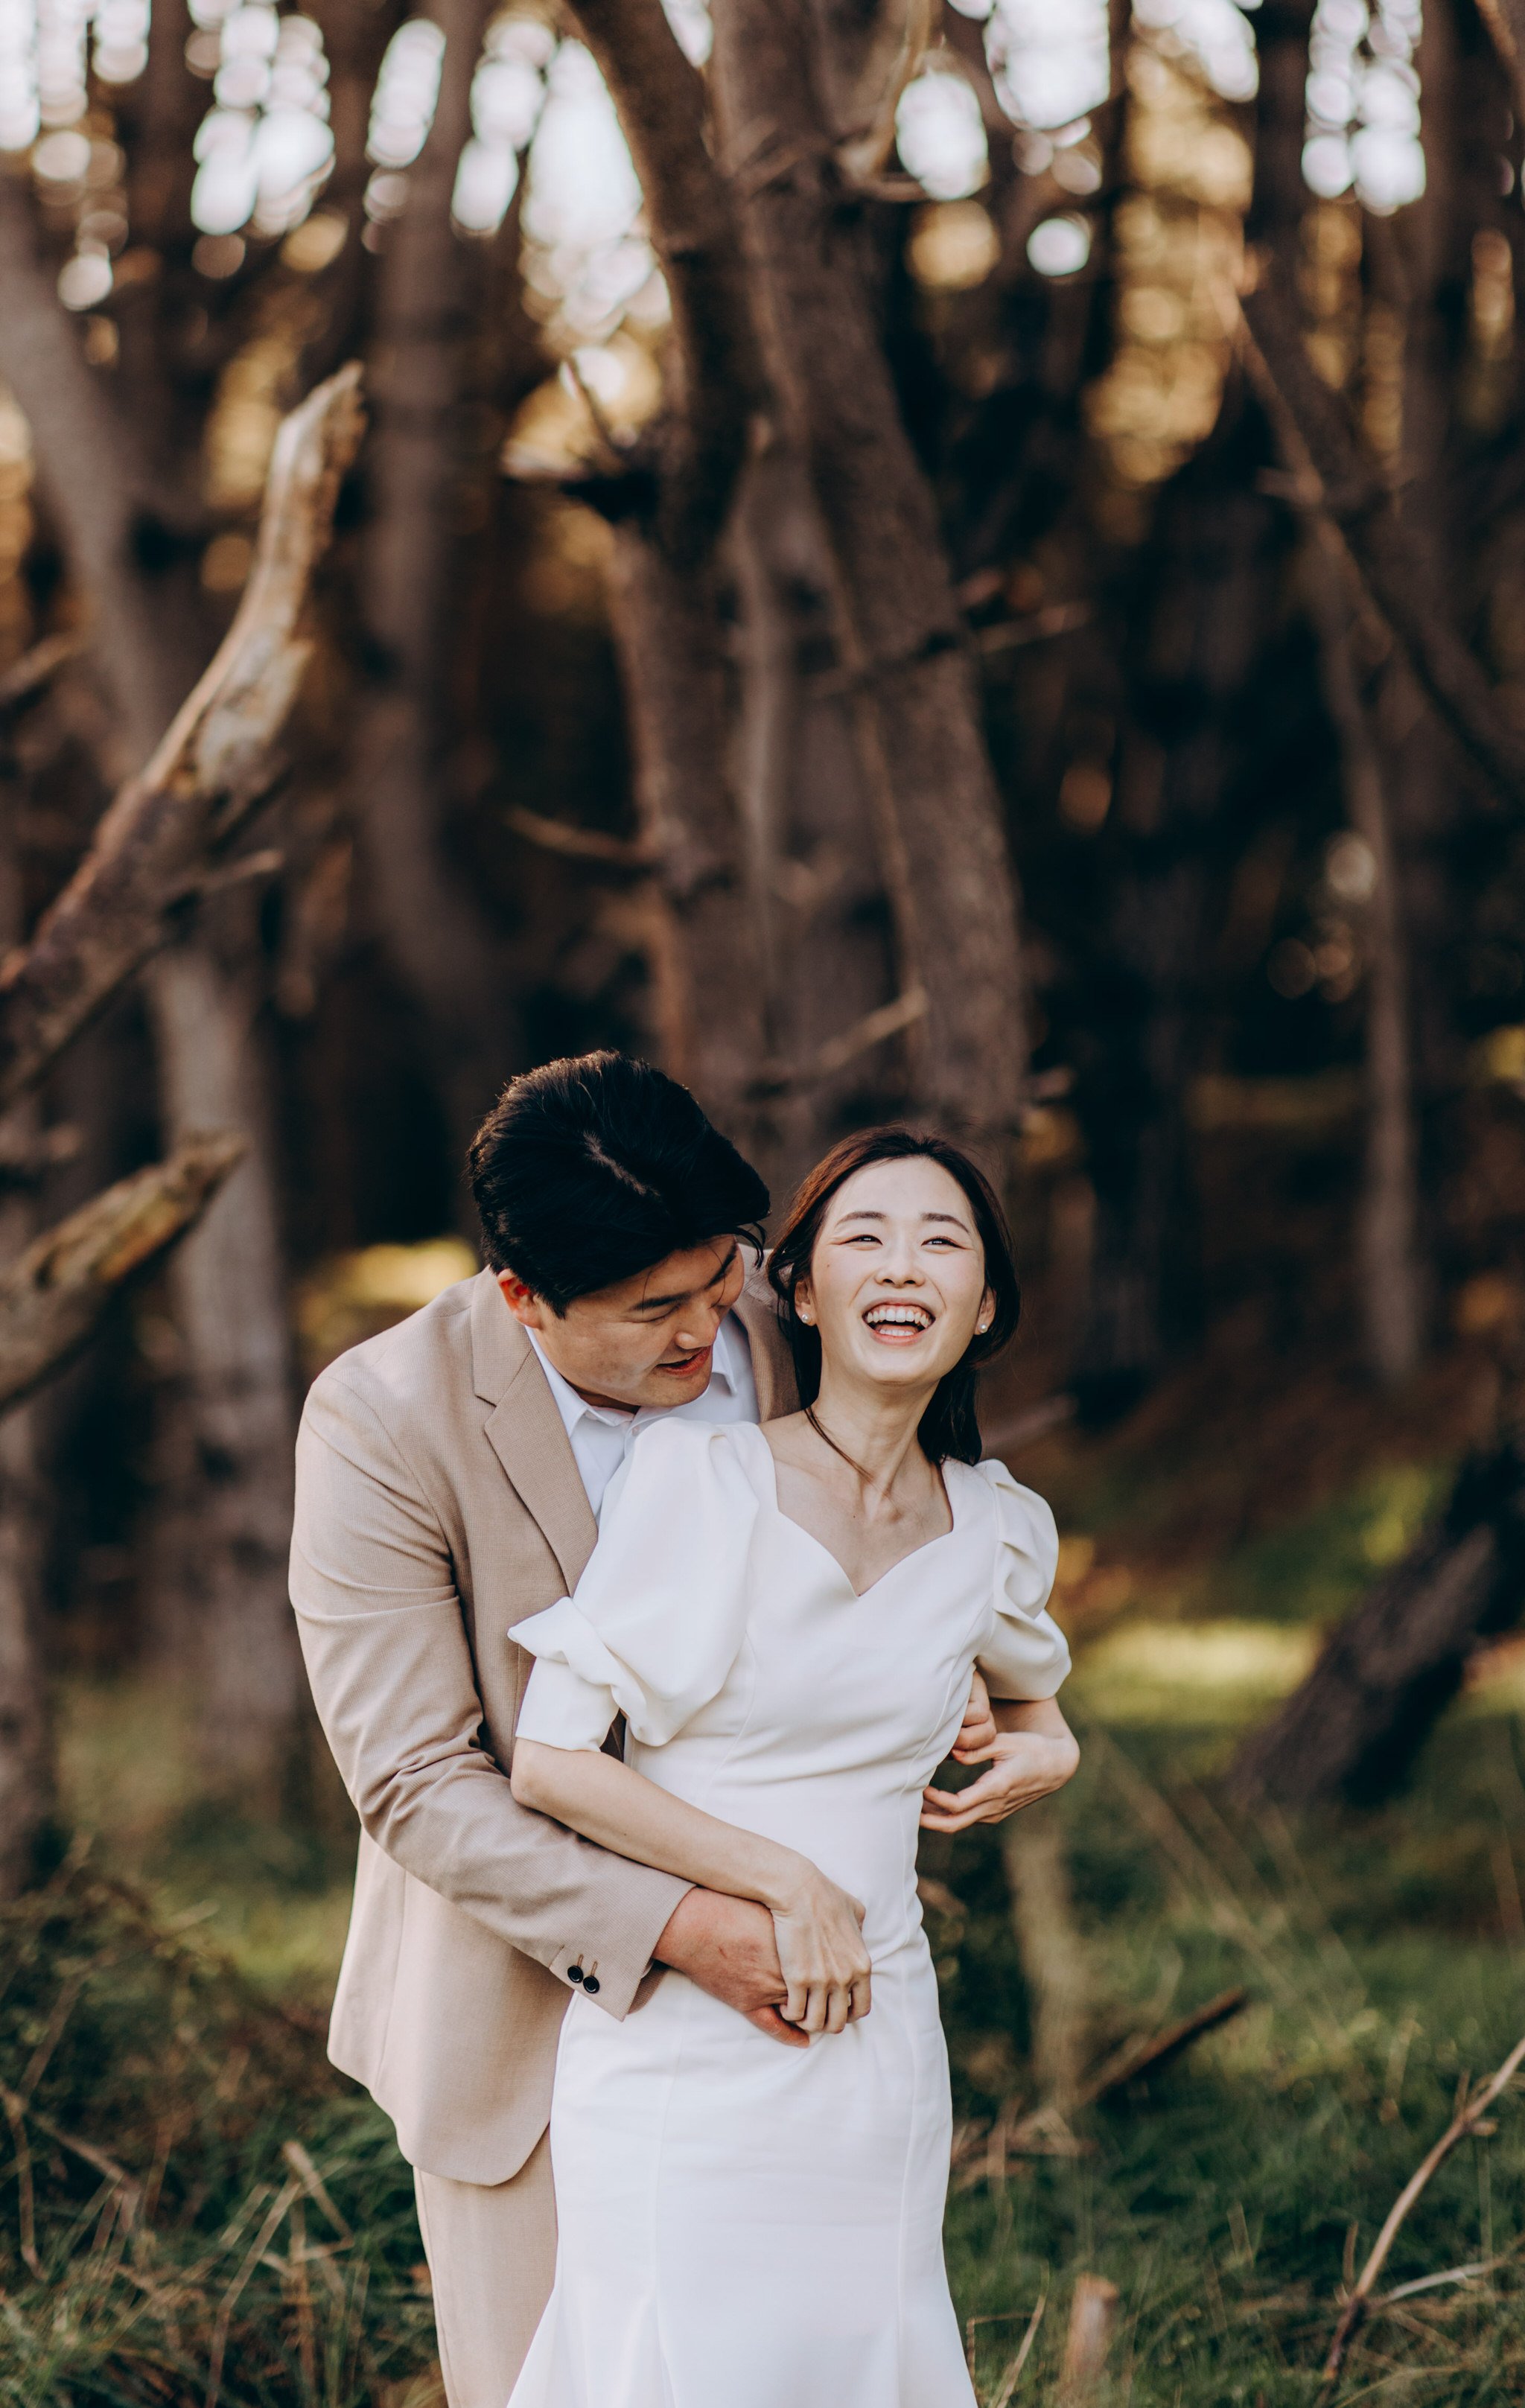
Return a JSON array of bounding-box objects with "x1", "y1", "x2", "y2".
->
[
  {"x1": 1301, "y1": 533, "x2": 1424, "y2": 1383},
  {"x1": 728, "y1": 440, "x2": 901, "y2": 1195},
  {"x1": 147, "y1": 949, "x2": 305, "y2": 1803},
  {"x1": 604, "y1": 526, "x2": 769, "y2": 1139},
  {"x1": 707, "y1": 0, "x2": 1028, "y2": 1151},
  {"x1": 352, "y1": 0, "x2": 525, "y2": 1157},
  {"x1": 1229, "y1": 1436, "x2": 1525, "y2": 1806},
  {"x1": 1238, "y1": 269, "x2": 1525, "y2": 815}
]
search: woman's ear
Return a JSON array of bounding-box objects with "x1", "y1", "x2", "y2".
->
[
  {"x1": 793, "y1": 1276, "x2": 817, "y2": 1329},
  {"x1": 974, "y1": 1284, "x2": 995, "y2": 1338}
]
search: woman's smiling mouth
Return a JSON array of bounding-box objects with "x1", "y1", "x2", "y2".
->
[{"x1": 862, "y1": 1302, "x2": 933, "y2": 1342}]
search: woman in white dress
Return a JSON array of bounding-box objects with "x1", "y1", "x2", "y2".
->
[{"x1": 506, "y1": 1128, "x2": 1077, "y2": 2408}]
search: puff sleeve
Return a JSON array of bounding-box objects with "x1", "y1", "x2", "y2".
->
[
  {"x1": 974, "y1": 1459, "x2": 1070, "y2": 1701},
  {"x1": 510, "y1": 1421, "x2": 762, "y2": 1752}
]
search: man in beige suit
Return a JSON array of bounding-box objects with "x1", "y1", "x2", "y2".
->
[{"x1": 290, "y1": 1054, "x2": 806, "y2": 2406}]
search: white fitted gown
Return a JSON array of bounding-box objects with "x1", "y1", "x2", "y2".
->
[{"x1": 505, "y1": 1419, "x2": 1068, "y2": 2408}]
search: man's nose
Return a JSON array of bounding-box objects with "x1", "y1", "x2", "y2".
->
[{"x1": 673, "y1": 1302, "x2": 722, "y2": 1351}]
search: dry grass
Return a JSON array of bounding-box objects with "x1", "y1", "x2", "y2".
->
[{"x1": 0, "y1": 1856, "x2": 434, "y2": 2407}]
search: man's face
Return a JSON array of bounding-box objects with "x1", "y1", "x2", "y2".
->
[{"x1": 497, "y1": 1235, "x2": 747, "y2": 1412}]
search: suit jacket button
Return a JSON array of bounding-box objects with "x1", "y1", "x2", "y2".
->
[
  {"x1": 567, "y1": 1964, "x2": 585, "y2": 1984},
  {"x1": 581, "y1": 1974, "x2": 600, "y2": 1995}
]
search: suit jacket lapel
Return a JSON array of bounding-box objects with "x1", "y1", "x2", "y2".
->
[
  {"x1": 734, "y1": 1264, "x2": 797, "y2": 1422},
  {"x1": 469, "y1": 1271, "x2": 598, "y2": 1593}
]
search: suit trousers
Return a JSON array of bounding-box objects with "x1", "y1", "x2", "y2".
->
[{"x1": 413, "y1": 2131, "x2": 556, "y2": 2408}]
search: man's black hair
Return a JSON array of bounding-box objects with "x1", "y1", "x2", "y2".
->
[{"x1": 468, "y1": 1051, "x2": 769, "y2": 1311}]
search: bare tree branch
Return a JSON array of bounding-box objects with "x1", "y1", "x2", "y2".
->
[
  {"x1": 1473, "y1": 0, "x2": 1525, "y2": 127},
  {"x1": 1235, "y1": 272, "x2": 1525, "y2": 812},
  {"x1": 0, "y1": 365, "x2": 365, "y2": 1110},
  {"x1": 0, "y1": 1132, "x2": 246, "y2": 1415},
  {"x1": 562, "y1": 0, "x2": 769, "y2": 561}
]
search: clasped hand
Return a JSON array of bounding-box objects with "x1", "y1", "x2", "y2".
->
[
  {"x1": 919, "y1": 1690, "x2": 1080, "y2": 1834},
  {"x1": 769, "y1": 1867, "x2": 872, "y2": 2038}
]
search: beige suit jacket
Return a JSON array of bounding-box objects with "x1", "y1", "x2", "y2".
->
[{"x1": 290, "y1": 1260, "x2": 797, "y2": 2185}]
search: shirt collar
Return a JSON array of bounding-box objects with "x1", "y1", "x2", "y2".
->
[{"x1": 527, "y1": 1311, "x2": 746, "y2": 1433}]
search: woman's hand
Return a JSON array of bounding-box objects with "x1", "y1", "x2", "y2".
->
[
  {"x1": 954, "y1": 1665, "x2": 998, "y2": 1762},
  {"x1": 769, "y1": 1864, "x2": 873, "y2": 2036},
  {"x1": 920, "y1": 1697, "x2": 1079, "y2": 1833}
]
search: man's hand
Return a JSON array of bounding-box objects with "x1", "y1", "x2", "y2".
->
[
  {"x1": 652, "y1": 1889, "x2": 809, "y2": 2048},
  {"x1": 920, "y1": 1697, "x2": 1079, "y2": 1833}
]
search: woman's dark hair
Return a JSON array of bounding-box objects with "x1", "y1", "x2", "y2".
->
[
  {"x1": 767, "y1": 1127, "x2": 1019, "y2": 1466},
  {"x1": 468, "y1": 1051, "x2": 768, "y2": 1310}
]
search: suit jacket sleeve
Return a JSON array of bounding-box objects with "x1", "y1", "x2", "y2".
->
[{"x1": 289, "y1": 1369, "x2": 690, "y2": 2019}]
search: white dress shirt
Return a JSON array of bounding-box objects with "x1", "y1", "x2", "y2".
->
[{"x1": 527, "y1": 1313, "x2": 760, "y2": 1522}]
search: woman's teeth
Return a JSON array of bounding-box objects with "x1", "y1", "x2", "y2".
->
[{"x1": 864, "y1": 1305, "x2": 932, "y2": 1333}]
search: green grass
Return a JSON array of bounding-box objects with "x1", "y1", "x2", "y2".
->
[
  {"x1": 11, "y1": 1444, "x2": 1525, "y2": 2405},
  {"x1": 932, "y1": 1713, "x2": 1525, "y2": 2404}
]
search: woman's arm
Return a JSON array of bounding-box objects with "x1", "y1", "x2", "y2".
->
[
  {"x1": 511, "y1": 1739, "x2": 872, "y2": 2035},
  {"x1": 918, "y1": 1696, "x2": 1080, "y2": 1833}
]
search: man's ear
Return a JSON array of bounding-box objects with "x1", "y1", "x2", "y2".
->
[{"x1": 497, "y1": 1271, "x2": 548, "y2": 1329}]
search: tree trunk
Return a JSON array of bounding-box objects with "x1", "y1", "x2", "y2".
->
[
  {"x1": 728, "y1": 439, "x2": 903, "y2": 1197},
  {"x1": 604, "y1": 526, "x2": 770, "y2": 1139},
  {"x1": 1301, "y1": 535, "x2": 1424, "y2": 1382},
  {"x1": 1229, "y1": 1434, "x2": 1525, "y2": 1806},
  {"x1": 0, "y1": 829, "x2": 50, "y2": 1902},
  {"x1": 707, "y1": 0, "x2": 1029, "y2": 1153},
  {"x1": 0, "y1": 223, "x2": 346, "y2": 1803},
  {"x1": 1070, "y1": 407, "x2": 1282, "y2": 1419},
  {"x1": 351, "y1": 0, "x2": 526, "y2": 1159}
]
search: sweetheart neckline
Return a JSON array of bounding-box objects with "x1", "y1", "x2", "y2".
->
[{"x1": 745, "y1": 1424, "x2": 965, "y2": 1600}]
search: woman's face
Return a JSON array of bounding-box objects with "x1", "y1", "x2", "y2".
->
[{"x1": 795, "y1": 1156, "x2": 994, "y2": 1403}]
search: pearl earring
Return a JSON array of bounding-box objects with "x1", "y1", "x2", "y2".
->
[
  {"x1": 799, "y1": 1308, "x2": 814, "y2": 1325},
  {"x1": 976, "y1": 1318, "x2": 990, "y2": 1334}
]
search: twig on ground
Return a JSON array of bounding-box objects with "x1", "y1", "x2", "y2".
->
[
  {"x1": 989, "y1": 2292, "x2": 1048, "y2": 2406},
  {"x1": 1081, "y1": 1987, "x2": 1250, "y2": 2106},
  {"x1": 1317, "y1": 2028, "x2": 1525, "y2": 2397},
  {"x1": 0, "y1": 2080, "x2": 40, "y2": 2276}
]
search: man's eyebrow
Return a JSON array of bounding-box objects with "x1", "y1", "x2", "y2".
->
[{"x1": 629, "y1": 1242, "x2": 739, "y2": 1313}]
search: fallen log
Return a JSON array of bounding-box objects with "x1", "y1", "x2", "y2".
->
[
  {"x1": 1229, "y1": 1435, "x2": 1525, "y2": 1808},
  {"x1": 0, "y1": 364, "x2": 365, "y2": 1109},
  {"x1": 0, "y1": 1133, "x2": 246, "y2": 1413}
]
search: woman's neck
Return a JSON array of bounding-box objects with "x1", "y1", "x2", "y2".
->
[{"x1": 806, "y1": 1368, "x2": 937, "y2": 1506}]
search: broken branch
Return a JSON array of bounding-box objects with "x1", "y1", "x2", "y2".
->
[
  {"x1": 0, "y1": 365, "x2": 365, "y2": 1108},
  {"x1": 0, "y1": 1130, "x2": 246, "y2": 1414}
]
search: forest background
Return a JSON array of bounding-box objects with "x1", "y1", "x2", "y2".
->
[{"x1": 6, "y1": 0, "x2": 1525, "y2": 2399}]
